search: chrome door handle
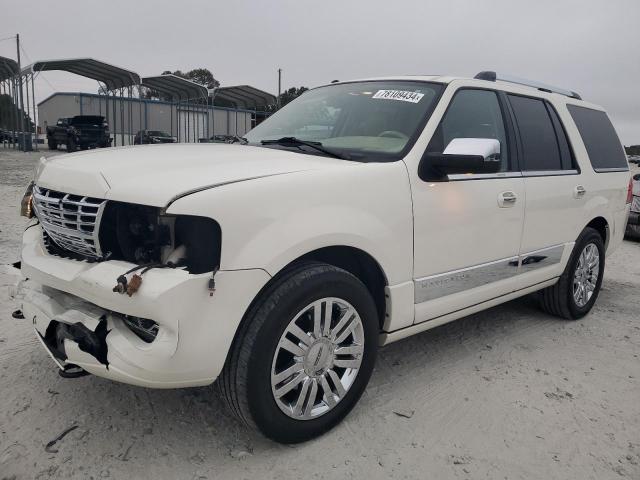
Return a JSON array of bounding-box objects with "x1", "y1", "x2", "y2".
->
[
  {"x1": 574, "y1": 185, "x2": 586, "y2": 198},
  {"x1": 498, "y1": 191, "x2": 518, "y2": 207}
]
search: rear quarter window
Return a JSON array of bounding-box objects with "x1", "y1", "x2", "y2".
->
[{"x1": 566, "y1": 105, "x2": 628, "y2": 172}]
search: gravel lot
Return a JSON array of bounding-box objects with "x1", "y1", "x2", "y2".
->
[{"x1": 1, "y1": 149, "x2": 639, "y2": 480}]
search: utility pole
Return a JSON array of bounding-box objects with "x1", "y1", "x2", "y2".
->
[
  {"x1": 16, "y1": 33, "x2": 26, "y2": 147},
  {"x1": 277, "y1": 68, "x2": 282, "y2": 109}
]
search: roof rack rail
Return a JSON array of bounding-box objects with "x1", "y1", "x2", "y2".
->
[{"x1": 474, "y1": 71, "x2": 582, "y2": 100}]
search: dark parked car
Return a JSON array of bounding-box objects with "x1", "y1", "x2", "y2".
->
[
  {"x1": 47, "y1": 116, "x2": 111, "y2": 152},
  {"x1": 133, "y1": 130, "x2": 177, "y2": 145}
]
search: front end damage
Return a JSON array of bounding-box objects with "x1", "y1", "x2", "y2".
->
[{"x1": 12, "y1": 223, "x2": 270, "y2": 388}]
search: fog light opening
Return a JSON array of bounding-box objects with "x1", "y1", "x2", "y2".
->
[{"x1": 123, "y1": 315, "x2": 159, "y2": 343}]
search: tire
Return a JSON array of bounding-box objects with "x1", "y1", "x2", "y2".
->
[
  {"x1": 219, "y1": 262, "x2": 379, "y2": 443},
  {"x1": 67, "y1": 137, "x2": 77, "y2": 152},
  {"x1": 47, "y1": 139, "x2": 57, "y2": 150},
  {"x1": 539, "y1": 227, "x2": 605, "y2": 320},
  {"x1": 625, "y1": 223, "x2": 640, "y2": 241}
]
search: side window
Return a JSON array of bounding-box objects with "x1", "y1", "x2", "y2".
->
[
  {"x1": 546, "y1": 104, "x2": 575, "y2": 170},
  {"x1": 427, "y1": 89, "x2": 510, "y2": 171},
  {"x1": 566, "y1": 105, "x2": 628, "y2": 172},
  {"x1": 508, "y1": 95, "x2": 564, "y2": 171}
]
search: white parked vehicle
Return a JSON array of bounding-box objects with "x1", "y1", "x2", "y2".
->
[{"x1": 13, "y1": 72, "x2": 632, "y2": 443}]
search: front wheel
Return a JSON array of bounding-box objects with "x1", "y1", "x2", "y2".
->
[
  {"x1": 67, "y1": 137, "x2": 77, "y2": 152},
  {"x1": 219, "y1": 263, "x2": 378, "y2": 443},
  {"x1": 539, "y1": 227, "x2": 605, "y2": 319}
]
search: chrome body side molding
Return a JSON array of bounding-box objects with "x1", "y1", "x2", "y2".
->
[{"x1": 414, "y1": 243, "x2": 567, "y2": 304}]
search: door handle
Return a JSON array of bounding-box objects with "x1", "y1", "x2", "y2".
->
[
  {"x1": 574, "y1": 185, "x2": 586, "y2": 199},
  {"x1": 498, "y1": 191, "x2": 518, "y2": 207}
]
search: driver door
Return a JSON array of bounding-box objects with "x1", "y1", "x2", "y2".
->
[{"x1": 411, "y1": 87, "x2": 525, "y2": 323}]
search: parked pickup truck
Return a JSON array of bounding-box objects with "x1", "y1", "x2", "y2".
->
[
  {"x1": 47, "y1": 115, "x2": 111, "y2": 152},
  {"x1": 14, "y1": 72, "x2": 631, "y2": 443}
]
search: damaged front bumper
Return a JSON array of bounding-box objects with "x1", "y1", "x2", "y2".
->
[{"x1": 12, "y1": 224, "x2": 270, "y2": 388}]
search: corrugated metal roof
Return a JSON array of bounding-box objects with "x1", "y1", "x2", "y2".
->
[
  {"x1": 0, "y1": 56, "x2": 19, "y2": 82},
  {"x1": 22, "y1": 58, "x2": 140, "y2": 90},
  {"x1": 141, "y1": 74, "x2": 208, "y2": 101},
  {"x1": 213, "y1": 85, "x2": 276, "y2": 109}
]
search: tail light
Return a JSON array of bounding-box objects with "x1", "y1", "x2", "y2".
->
[{"x1": 627, "y1": 178, "x2": 633, "y2": 204}]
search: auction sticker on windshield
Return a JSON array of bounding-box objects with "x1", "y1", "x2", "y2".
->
[{"x1": 372, "y1": 90, "x2": 424, "y2": 103}]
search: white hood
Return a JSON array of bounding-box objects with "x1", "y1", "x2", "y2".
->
[{"x1": 34, "y1": 143, "x2": 348, "y2": 206}]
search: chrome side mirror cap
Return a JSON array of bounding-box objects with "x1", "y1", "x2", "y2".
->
[
  {"x1": 442, "y1": 138, "x2": 500, "y2": 160},
  {"x1": 419, "y1": 138, "x2": 502, "y2": 182}
]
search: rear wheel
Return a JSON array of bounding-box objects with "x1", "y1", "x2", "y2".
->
[
  {"x1": 219, "y1": 263, "x2": 378, "y2": 443},
  {"x1": 539, "y1": 227, "x2": 605, "y2": 319}
]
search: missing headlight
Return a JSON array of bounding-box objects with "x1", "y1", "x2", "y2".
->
[{"x1": 99, "y1": 202, "x2": 221, "y2": 274}]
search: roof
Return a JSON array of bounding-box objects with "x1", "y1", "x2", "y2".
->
[
  {"x1": 141, "y1": 74, "x2": 208, "y2": 101},
  {"x1": 22, "y1": 58, "x2": 140, "y2": 90},
  {"x1": 212, "y1": 85, "x2": 276, "y2": 109},
  {"x1": 0, "y1": 56, "x2": 19, "y2": 82},
  {"x1": 325, "y1": 74, "x2": 588, "y2": 102}
]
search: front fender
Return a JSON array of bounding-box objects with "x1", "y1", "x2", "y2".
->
[{"x1": 166, "y1": 160, "x2": 414, "y2": 285}]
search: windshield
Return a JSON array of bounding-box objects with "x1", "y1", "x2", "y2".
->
[{"x1": 245, "y1": 81, "x2": 443, "y2": 161}]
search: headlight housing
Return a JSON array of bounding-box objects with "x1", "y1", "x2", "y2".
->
[{"x1": 20, "y1": 181, "x2": 34, "y2": 218}]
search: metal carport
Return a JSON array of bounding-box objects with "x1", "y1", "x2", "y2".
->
[
  {"x1": 211, "y1": 85, "x2": 276, "y2": 133},
  {"x1": 141, "y1": 74, "x2": 208, "y2": 142},
  {"x1": 0, "y1": 55, "x2": 22, "y2": 149},
  {"x1": 21, "y1": 58, "x2": 141, "y2": 147}
]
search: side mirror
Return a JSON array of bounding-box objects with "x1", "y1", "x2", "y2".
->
[{"x1": 419, "y1": 138, "x2": 502, "y2": 181}]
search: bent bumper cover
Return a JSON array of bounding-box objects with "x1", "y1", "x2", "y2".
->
[{"x1": 14, "y1": 225, "x2": 270, "y2": 388}]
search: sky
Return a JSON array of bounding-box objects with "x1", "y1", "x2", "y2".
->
[{"x1": 2, "y1": 0, "x2": 639, "y2": 144}]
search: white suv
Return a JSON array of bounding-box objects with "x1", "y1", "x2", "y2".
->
[{"x1": 13, "y1": 72, "x2": 632, "y2": 443}]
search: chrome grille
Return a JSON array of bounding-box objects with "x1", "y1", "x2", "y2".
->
[
  {"x1": 32, "y1": 185, "x2": 107, "y2": 259},
  {"x1": 632, "y1": 195, "x2": 640, "y2": 214}
]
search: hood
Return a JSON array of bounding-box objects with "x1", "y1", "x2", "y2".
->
[{"x1": 35, "y1": 144, "x2": 350, "y2": 207}]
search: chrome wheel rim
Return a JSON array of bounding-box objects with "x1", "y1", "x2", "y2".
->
[
  {"x1": 270, "y1": 297, "x2": 365, "y2": 420},
  {"x1": 573, "y1": 243, "x2": 600, "y2": 308}
]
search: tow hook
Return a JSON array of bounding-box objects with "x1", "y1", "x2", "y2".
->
[{"x1": 58, "y1": 364, "x2": 91, "y2": 379}]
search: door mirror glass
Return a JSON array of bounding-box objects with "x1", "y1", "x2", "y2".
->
[{"x1": 419, "y1": 137, "x2": 501, "y2": 181}]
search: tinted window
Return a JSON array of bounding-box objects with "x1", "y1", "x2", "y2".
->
[
  {"x1": 567, "y1": 105, "x2": 627, "y2": 171},
  {"x1": 508, "y1": 95, "x2": 562, "y2": 171},
  {"x1": 427, "y1": 89, "x2": 509, "y2": 171}
]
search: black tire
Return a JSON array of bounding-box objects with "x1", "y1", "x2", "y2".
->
[
  {"x1": 47, "y1": 139, "x2": 57, "y2": 150},
  {"x1": 219, "y1": 262, "x2": 379, "y2": 443},
  {"x1": 539, "y1": 227, "x2": 605, "y2": 320},
  {"x1": 67, "y1": 137, "x2": 77, "y2": 152}
]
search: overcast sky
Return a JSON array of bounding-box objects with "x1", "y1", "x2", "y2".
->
[{"x1": 2, "y1": 0, "x2": 639, "y2": 144}]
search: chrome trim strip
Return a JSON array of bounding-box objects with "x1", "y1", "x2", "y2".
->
[
  {"x1": 447, "y1": 172, "x2": 523, "y2": 181},
  {"x1": 522, "y1": 169, "x2": 579, "y2": 177},
  {"x1": 593, "y1": 167, "x2": 629, "y2": 173},
  {"x1": 518, "y1": 244, "x2": 565, "y2": 272},
  {"x1": 414, "y1": 244, "x2": 568, "y2": 304},
  {"x1": 415, "y1": 256, "x2": 519, "y2": 303}
]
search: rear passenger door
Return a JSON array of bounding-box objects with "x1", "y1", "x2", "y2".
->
[{"x1": 506, "y1": 94, "x2": 582, "y2": 286}]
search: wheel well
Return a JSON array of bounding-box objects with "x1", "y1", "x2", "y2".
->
[
  {"x1": 585, "y1": 217, "x2": 609, "y2": 249},
  {"x1": 289, "y1": 246, "x2": 388, "y2": 329}
]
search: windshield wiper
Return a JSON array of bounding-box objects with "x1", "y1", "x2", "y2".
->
[
  {"x1": 260, "y1": 137, "x2": 347, "y2": 160},
  {"x1": 229, "y1": 135, "x2": 248, "y2": 144}
]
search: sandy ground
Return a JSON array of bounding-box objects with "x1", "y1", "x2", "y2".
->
[{"x1": 0, "y1": 149, "x2": 639, "y2": 480}]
